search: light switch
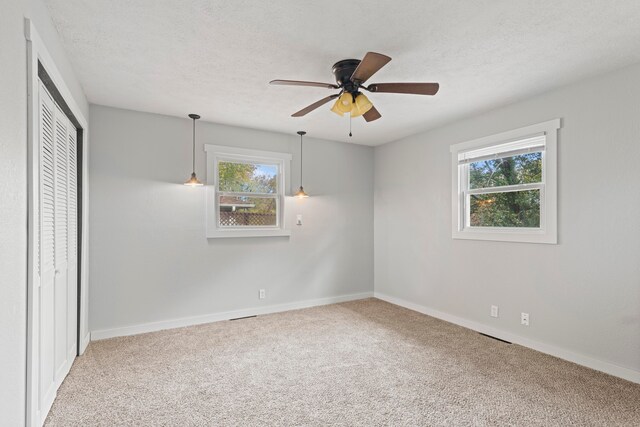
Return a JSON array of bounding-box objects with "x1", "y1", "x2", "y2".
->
[{"x1": 296, "y1": 214, "x2": 303, "y2": 226}]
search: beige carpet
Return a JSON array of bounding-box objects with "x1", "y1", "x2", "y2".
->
[{"x1": 46, "y1": 299, "x2": 640, "y2": 426}]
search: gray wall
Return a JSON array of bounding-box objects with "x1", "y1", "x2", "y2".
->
[
  {"x1": 88, "y1": 105, "x2": 374, "y2": 333},
  {"x1": 0, "y1": 0, "x2": 88, "y2": 423},
  {"x1": 374, "y1": 63, "x2": 640, "y2": 374}
]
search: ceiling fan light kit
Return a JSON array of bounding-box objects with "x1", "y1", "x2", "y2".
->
[
  {"x1": 329, "y1": 92, "x2": 373, "y2": 118},
  {"x1": 270, "y1": 51, "x2": 439, "y2": 125}
]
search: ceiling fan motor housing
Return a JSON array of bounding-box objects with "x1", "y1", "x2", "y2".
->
[{"x1": 332, "y1": 59, "x2": 361, "y2": 90}]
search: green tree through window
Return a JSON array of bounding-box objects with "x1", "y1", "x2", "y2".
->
[
  {"x1": 469, "y1": 153, "x2": 542, "y2": 227},
  {"x1": 218, "y1": 161, "x2": 278, "y2": 224}
]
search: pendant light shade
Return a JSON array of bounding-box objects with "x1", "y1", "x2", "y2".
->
[
  {"x1": 185, "y1": 172, "x2": 202, "y2": 186},
  {"x1": 295, "y1": 131, "x2": 309, "y2": 198},
  {"x1": 184, "y1": 113, "x2": 203, "y2": 186},
  {"x1": 294, "y1": 186, "x2": 309, "y2": 198}
]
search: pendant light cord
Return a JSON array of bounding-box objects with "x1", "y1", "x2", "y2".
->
[
  {"x1": 192, "y1": 118, "x2": 196, "y2": 174},
  {"x1": 300, "y1": 133, "x2": 303, "y2": 187}
]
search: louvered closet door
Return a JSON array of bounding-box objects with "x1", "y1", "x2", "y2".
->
[
  {"x1": 39, "y1": 82, "x2": 57, "y2": 413},
  {"x1": 53, "y1": 103, "x2": 69, "y2": 385},
  {"x1": 38, "y1": 81, "x2": 79, "y2": 421},
  {"x1": 66, "y1": 122, "x2": 78, "y2": 364}
]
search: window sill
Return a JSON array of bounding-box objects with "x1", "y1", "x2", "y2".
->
[
  {"x1": 452, "y1": 228, "x2": 556, "y2": 244},
  {"x1": 207, "y1": 228, "x2": 292, "y2": 239}
]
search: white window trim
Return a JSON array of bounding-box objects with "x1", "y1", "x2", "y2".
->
[
  {"x1": 450, "y1": 119, "x2": 561, "y2": 244},
  {"x1": 205, "y1": 144, "x2": 292, "y2": 238}
]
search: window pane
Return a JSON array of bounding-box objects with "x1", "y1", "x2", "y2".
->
[
  {"x1": 219, "y1": 196, "x2": 276, "y2": 227},
  {"x1": 218, "y1": 161, "x2": 278, "y2": 193},
  {"x1": 469, "y1": 190, "x2": 540, "y2": 228},
  {"x1": 469, "y1": 152, "x2": 542, "y2": 189}
]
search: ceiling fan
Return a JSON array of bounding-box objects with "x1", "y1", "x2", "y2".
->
[{"x1": 269, "y1": 52, "x2": 439, "y2": 122}]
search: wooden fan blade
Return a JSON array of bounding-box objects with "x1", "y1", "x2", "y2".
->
[
  {"x1": 350, "y1": 52, "x2": 392, "y2": 84},
  {"x1": 292, "y1": 94, "x2": 340, "y2": 117},
  {"x1": 270, "y1": 79, "x2": 339, "y2": 89},
  {"x1": 367, "y1": 82, "x2": 440, "y2": 95},
  {"x1": 363, "y1": 106, "x2": 382, "y2": 122}
]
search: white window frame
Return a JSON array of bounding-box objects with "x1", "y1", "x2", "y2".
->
[
  {"x1": 450, "y1": 119, "x2": 560, "y2": 244},
  {"x1": 205, "y1": 144, "x2": 292, "y2": 238}
]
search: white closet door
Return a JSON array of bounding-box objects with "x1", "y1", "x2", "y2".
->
[
  {"x1": 39, "y1": 82, "x2": 57, "y2": 415},
  {"x1": 53, "y1": 103, "x2": 69, "y2": 385},
  {"x1": 67, "y1": 123, "x2": 78, "y2": 362},
  {"x1": 37, "y1": 81, "x2": 79, "y2": 423}
]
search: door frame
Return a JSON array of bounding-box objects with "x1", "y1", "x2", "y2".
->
[{"x1": 25, "y1": 19, "x2": 90, "y2": 427}]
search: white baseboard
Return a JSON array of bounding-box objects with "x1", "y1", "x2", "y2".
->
[
  {"x1": 374, "y1": 292, "x2": 640, "y2": 384},
  {"x1": 91, "y1": 292, "x2": 374, "y2": 341}
]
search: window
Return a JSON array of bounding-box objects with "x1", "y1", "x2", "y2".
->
[
  {"x1": 205, "y1": 145, "x2": 292, "y2": 238},
  {"x1": 450, "y1": 119, "x2": 560, "y2": 243}
]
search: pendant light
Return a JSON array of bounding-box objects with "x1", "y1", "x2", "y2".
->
[
  {"x1": 184, "y1": 113, "x2": 203, "y2": 186},
  {"x1": 294, "y1": 131, "x2": 309, "y2": 198}
]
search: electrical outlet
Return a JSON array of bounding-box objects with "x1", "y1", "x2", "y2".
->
[
  {"x1": 259, "y1": 289, "x2": 266, "y2": 300},
  {"x1": 296, "y1": 214, "x2": 303, "y2": 226},
  {"x1": 490, "y1": 305, "x2": 499, "y2": 318},
  {"x1": 521, "y1": 312, "x2": 529, "y2": 326}
]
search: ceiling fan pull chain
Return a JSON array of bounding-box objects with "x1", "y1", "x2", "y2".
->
[{"x1": 349, "y1": 114, "x2": 352, "y2": 137}]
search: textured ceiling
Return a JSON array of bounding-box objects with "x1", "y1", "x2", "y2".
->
[{"x1": 45, "y1": 0, "x2": 640, "y2": 146}]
